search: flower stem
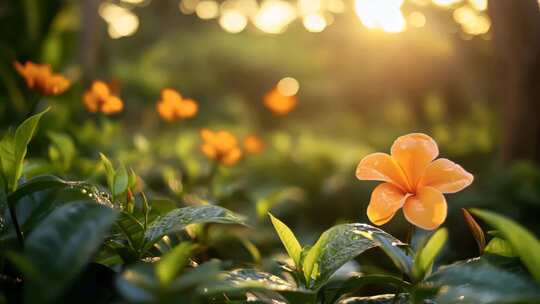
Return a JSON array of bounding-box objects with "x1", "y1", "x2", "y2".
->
[{"x1": 8, "y1": 203, "x2": 24, "y2": 249}]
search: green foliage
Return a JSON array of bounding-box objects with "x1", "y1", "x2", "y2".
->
[
  {"x1": 117, "y1": 260, "x2": 222, "y2": 303},
  {"x1": 369, "y1": 231, "x2": 413, "y2": 277},
  {"x1": 47, "y1": 131, "x2": 76, "y2": 173},
  {"x1": 413, "y1": 228, "x2": 448, "y2": 281},
  {"x1": 471, "y1": 209, "x2": 540, "y2": 282},
  {"x1": 8, "y1": 202, "x2": 117, "y2": 304},
  {"x1": 156, "y1": 242, "x2": 198, "y2": 286},
  {"x1": 300, "y1": 223, "x2": 403, "y2": 289},
  {"x1": 0, "y1": 108, "x2": 49, "y2": 193},
  {"x1": 269, "y1": 213, "x2": 302, "y2": 268},
  {"x1": 424, "y1": 257, "x2": 540, "y2": 304},
  {"x1": 209, "y1": 268, "x2": 315, "y2": 303},
  {"x1": 484, "y1": 237, "x2": 516, "y2": 257},
  {"x1": 99, "y1": 153, "x2": 115, "y2": 192},
  {"x1": 144, "y1": 205, "x2": 247, "y2": 249}
]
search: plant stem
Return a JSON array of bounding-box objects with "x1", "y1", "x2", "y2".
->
[
  {"x1": 405, "y1": 224, "x2": 415, "y2": 245},
  {"x1": 207, "y1": 161, "x2": 219, "y2": 199},
  {"x1": 8, "y1": 204, "x2": 24, "y2": 249}
]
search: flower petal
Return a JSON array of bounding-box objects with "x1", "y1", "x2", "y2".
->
[
  {"x1": 356, "y1": 152, "x2": 410, "y2": 191},
  {"x1": 222, "y1": 147, "x2": 242, "y2": 166},
  {"x1": 161, "y1": 88, "x2": 182, "y2": 102},
  {"x1": 367, "y1": 183, "x2": 408, "y2": 226},
  {"x1": 391, "y1": 133, "x2": 439, "y2": 188},
  {"x1": 403, "y1": 186, "x2": 447, "y2": 230},
  {"x1": 419, "y1": 158, "x2": 474, "y2": 193}
]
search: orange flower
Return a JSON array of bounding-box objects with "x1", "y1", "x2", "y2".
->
[
  {"x1": 356, "y1": 133, "x2": 473, "y2": 230},
  {"x1": 13, "y1": 61, "x2": 70, "y2": 96},
  {"x1": 83, "y1": 81, "x2": 124, "y2": 115},
  {"x1": 200, "y1": 129, "x2": 242, "y2": 166},
  {"x1": 263, "y1": 87, "x2": 297, "y2": 115},
  {"x1": 156, "y1": 88, "x2": 198, "y2": 122},
  {"x1": 243, "y1": 135, "x2": 265, "y2": 155}
]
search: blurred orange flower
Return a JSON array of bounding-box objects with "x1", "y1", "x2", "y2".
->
[
  {"x1": 200, "y1": 129, "x2": 242, "y2": 166},
  {"x1": 263, "y1": 88, "x2": 297, "y2": 115},
  {"x1": 83, "y1": 81, "x2": 123, "y2": 115},
  {"x1": 13, "y1": 61, "x2": 70, "y2": 96},
  {"x1": 156, "y1": 88, "x2": 198, "y2": 122},
  {"x1": 356, "y1": 133, "x2": 473, "y2": 230},
  {"x1": 244, "y1": 135, "x2": 265, "y2": 155}
]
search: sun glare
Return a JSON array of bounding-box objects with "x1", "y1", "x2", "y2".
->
[
  {"x1": 253, "y1": 0, "x2": 296, "y2": 34},
  {"x1": 354, "y1": 0, "x2": 407, "y2": 33}
]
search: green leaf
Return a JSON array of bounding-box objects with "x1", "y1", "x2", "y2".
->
[
  {"x1": 115, "y1": 211, "x2": 146, "y2": 254},
  {"x1": 128, "y1": 168, "x2": 138, "y2": 189},
  {"x1": 208, "y1": 269, "x2": 314, "y2": 303},
  {"x1": 328, "y1": 274, "x2": 411, "y2": 303},
  {"x1": 113, "y1": 165, "x2": 129, "y2": 198},
  {"x1": 269, "y1": 213, "x2": 302, "y2": 268},
  {"x1": 425, "y1": 257, "x2": 540, "y2": 304},
  {"x1": 370, "y1": 232, "x2": 413, "y2": 277},
  {"x1": 336, "y1": 294, "x2": 410, "y2": 304},
  {"x1": 0, "y1": 131, "x2": 15, "y2": 193},
  {"x1": 117, "y1": 260, "x2": 222, "y2": 303},
  {"x1": 471, "y1": 209, "x2": 540, "y2": 282},
  {"x1": 144, "y1": 205, "x2": 246, "y2": 249},
  {"x1": 156, "y1": 242, "x2": 198, "y2": 286},
  {"x1": 413, "y1": 228, "x2": 448, "y2": 281},
  {"x1": 485, "y1": 237, "x2": 517, "y2": 257},
  {"x1": 302, "y1": 223, "x2": 403, "y2": 288},
  {"x1": 6, "y1": 175, "x2": 67, "y2": 207},
  {"x1": 47, "y1": 132, "x2": 76, "y2": 172},
  {"x1": 99, "y1": 153, "x2": 115, "y2": 191},
  {"x1": 9, "y1": 108, "x2": 49, "y2": 192},
  {"x1": 0, "y1": 115, "x2": 47, "y2": 194},
  {"x1": 9, "y1": 202, "x2": 117, "y2": 304}
]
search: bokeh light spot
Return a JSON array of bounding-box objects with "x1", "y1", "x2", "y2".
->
[
  {"x1": 196, "y1": 0, "x2": 219, "y2": 19},
  {"x1": 277, "y1": 77, "x2": 300, "y2": 97},
  {"x1": 219, "y1": 10, "x2": 248, "y2": 33}
]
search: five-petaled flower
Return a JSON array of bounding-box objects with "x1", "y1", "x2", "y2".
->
[
  {"x1": 14, "y1": 61, "x2": 70, "y2": 96},
  {"x1": 263, "y1": 87, "x2": 297, "y2": 115},
  {"x1": 243, "y1": 135, "x2": 265, "y2": 155},
  {"x1": 356, "y1": 133, "x2": 473, "y2": 230},
  {"x1": 156, "y1": 88, "x2": 198, "y2": 122},
  {"x1": 200, "y1": 129, "x2": 243, "y2": 166},
  {"x1": 83, "y1": 81, "x2": 124, "y2": 115}
]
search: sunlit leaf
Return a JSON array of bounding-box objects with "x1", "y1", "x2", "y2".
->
[
  {"x1": 425, "y1": 257, "x2": 540, "y2": 304},
  {"x1": 144, "y1": 205, "x2": 246, "y2": 248},
  {"x1": 1, "y1": 108, "x2": 49, "y2": 192},
  {"x1": 471, "y1": 209, "x2": 540, "y2": 282},
  {"x1": 9, "y1": 202, "x2": 117, "y2": 304},
  {"x1": 156, "y1": 242, "x2": 198, "y2": 286},
  {"x1": 413, "y1": 228, "x2": 448, "y2": 281},
  {"x1": 336, "y1": 294, "x2": 410, "y2": 304},
  {"x1": 368, "y1": 231, "x2": 413, "y2": 278},
  {"x1": 484, "y1": 237, "x2": 517, "y2": 257},
  {"x1": 113, "y1": 165, "x2": 129, "y2": 198},
  {"x1": 99, "y1": 153, "x2": 115, "y2": 191},
  {"x1": 208, "y1": 268, "x2": 314, "y2": 303},
  {"x1": 117, "y1": 260, "x2": 222, "y2": 303},
  {"x1": 302, "y1": 223, "x2": 403, "y2": 288},
  {"x1": 328, "y1": 274, "x2": 411, "y2": 303},
  {"x1": 269, "y1": 213, "x2": 302, "y2": 268}
]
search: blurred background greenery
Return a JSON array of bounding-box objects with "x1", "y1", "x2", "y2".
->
[{"x1": 1, "y1": 0, "x2": 540, "y2": 274}]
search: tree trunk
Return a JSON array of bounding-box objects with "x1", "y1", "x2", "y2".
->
[{"x1": 488, "y1": 0, "x2": 540, "y2": 164}]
